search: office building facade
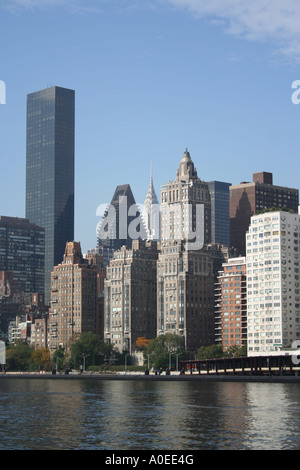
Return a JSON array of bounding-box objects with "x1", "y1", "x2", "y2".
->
[
  {"x1": 158, "y1": 151, "x2": 215, "y2": 356},
  {"x1": 48, "y1": 242, "x2": 101, "y2": 354},
  {"x1": 246, "y1": 211, "x2": 300, "y2": 356},
  {"x1": 104, "y1": 240, "x2": 158, "y2": 355},
  {"x1": 230, "y1": 171, "x2": 299, "y2": 255},
  {"x1": 26, "y1": 86, "x2": 75, "y2": 305},
  {"x1": 0, "y1": 270, "x2": 27, "y2": 335},
  {"x1": 0, "y1": 216, "x2": 45, "y2": 295},
  {"x1": 31, "y1": 317, "x2": 48, "y2": 350},
  {"x1": 157, "y1": 240, "x2": 215, "y2": 355},
  {"x1": 208, "y1": 181, "x2": 231, "y2": 247},
  {"x1": 160, "y1": 149, "x2": 211, "y2": 246},
  {"x1": 215, "y1": 257, "x2": 247, "y2": 350}
]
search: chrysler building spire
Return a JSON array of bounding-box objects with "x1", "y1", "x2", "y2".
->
[{"x1": 142, "y1": 164, "x2": 160, "y2": 240}]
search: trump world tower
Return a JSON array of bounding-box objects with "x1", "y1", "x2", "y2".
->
[{"x1": 26, "y1": 86, "x2": 75, "y2": 304}]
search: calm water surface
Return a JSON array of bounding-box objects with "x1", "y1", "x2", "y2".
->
[{"x1": 0, "y1": 378, "x2": 299, "y2": 450}]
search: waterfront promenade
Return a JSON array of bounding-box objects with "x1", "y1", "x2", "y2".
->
[
  {"x1": 1, "y1": 353, "x2": 300, "y2": 383},
  {"x1": 1, "y1": 371, "x2": 300, "y2": 383}
]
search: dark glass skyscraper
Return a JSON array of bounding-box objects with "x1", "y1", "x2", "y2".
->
[
  {"x1": 208, "y1": 181, "x2": 231, "y2": 247},
  {"x1": 0, "y1": 216, "x2": 45, "y2": 295},
  {"x1": 26, "y1": 86, "x2": 75, "y2": 305}
]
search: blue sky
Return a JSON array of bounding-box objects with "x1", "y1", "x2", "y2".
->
[{"x1": 1, "y1": 0, "x2": 300, "y2": 253}]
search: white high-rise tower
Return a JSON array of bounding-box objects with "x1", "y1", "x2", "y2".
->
[{"x1": 246, "y1": 210, "x2": 300, "y2": 356}]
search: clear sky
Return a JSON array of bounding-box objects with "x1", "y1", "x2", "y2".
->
[{"x1": 1, "y1": 0, "x2": 300, "y2": 253}]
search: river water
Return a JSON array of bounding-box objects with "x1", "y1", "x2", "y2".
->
[{"x1": 0, "y1": 377, "x2": 299, "y2": 450}]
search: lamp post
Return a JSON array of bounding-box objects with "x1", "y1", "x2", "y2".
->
[
  {"x1": 175, "y1": 353, "x2": 179, "y2": 371},
  {"x1": 82, "y1": 354, "x2": 89, "y2": 373},
  {"x1": 147, "y1": 353, "x2": 153, "y2": 369},
  {"x1": 125, "y1": 354, "x2": 129, "y2": 373}
]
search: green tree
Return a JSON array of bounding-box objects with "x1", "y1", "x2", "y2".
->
[
  {"x1": 6, "y1": 341, "x2": 33, "y2": 371},
  {"x1": 225, "y1": 344, "x2": 247, "y2": 358},
  {"x1": 196, "y1": 344, "x2": 248, "y2": 360},
  {"x1": 32, "y1": 348, "x2": 51, "y2": 371},
  {"x1": 196, "y1": 344, "x2": 224, "y2": 360},
  {"x1": 256, "y1": 206, "x2": 294, "y2": 215},
  {"x1": 52, "y1": 345, "x2": 65, "y2": 372},
  {"x1": 69, "y1": 332, "x2": 114, "y2": 370},
  {"x1": 144, "y1": 334, "x2": 186, "y2": 370}
]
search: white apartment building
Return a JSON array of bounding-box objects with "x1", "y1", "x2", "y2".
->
[{"x1": 246, "y1": 210, "x2": 300, "y2": 356}]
